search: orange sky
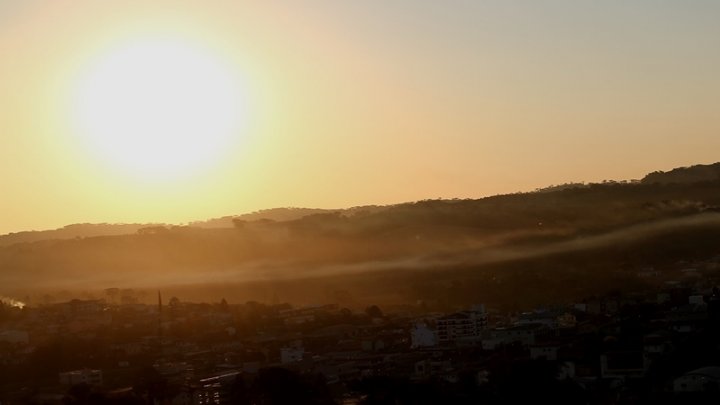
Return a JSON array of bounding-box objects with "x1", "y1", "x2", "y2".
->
[{"x1": 1, "y1": 1, "x2": 719, "y2": 234}]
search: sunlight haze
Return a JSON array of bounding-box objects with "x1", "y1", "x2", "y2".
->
[{"x1": 1, "y1": 0, "x2": 719, "y2": 234}]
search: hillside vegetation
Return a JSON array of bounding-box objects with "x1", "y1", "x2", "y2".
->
[{"x1": 2, "y1": 162, "x2": 720, "y2": 308}]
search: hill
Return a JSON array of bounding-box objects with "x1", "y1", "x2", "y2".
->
[
  {"x1": 0, "y1": 223, "x2": 160, "y2": 248},
  {"x1": 1, "y1": 162, "x2": 720, "y2": 308},
  {"x1": 642, "y1": 162, "x2": 720, "y2": 184}
]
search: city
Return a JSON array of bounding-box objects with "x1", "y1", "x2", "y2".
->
[
  {"x1": 2, "y1": 1, "x2": 720, "y2": 404},
  {"x1": 3, "y1": 252, "x2": 720, "y2": 403}
]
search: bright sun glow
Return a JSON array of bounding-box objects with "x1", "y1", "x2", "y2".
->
[{"x1": 71, "y1": 39, "x2": 247, "y2": 180}]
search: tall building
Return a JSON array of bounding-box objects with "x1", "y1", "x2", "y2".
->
[{"x1": 437, "y1": 307, "x2": 487, "y2": 344}]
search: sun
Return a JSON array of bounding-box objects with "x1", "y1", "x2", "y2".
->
[{"x1": 71, "y1": 38, "x2": 248, "y2": 180}]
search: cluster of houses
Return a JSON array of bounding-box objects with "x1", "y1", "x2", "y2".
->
[{"x1": 3, "y1": 258, "x2": 720, "y2": 402}]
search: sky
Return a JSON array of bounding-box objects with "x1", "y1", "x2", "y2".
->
[{"x1": 1, "y1": 0, "x2": 719, "y2": 234}]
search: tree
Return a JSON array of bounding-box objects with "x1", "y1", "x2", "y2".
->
[
  {"x1": 132, "y1": 366, "x2": 169, "y2": 403},
  {"x1": 137, "y1": 226, "x2": 168, "y2": 235},
  {"x1": 232, "y1": 218, "x2": 247, "y2": 229},
  {"x1": 365, "y1": 305, "x2": 383, "y2": 318},
  {"x1": 340, "y1": 308, "x2": 353, "y2": 319},
  {"x1": 250, "y1": 368, "x2": 334, "y2": 405},
  {"x1": 63, "y1": 383, "x2": 92, "y2": 404}
]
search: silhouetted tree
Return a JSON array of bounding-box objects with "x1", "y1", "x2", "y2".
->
[
  {"x1": 137, "y1": 226, "x2": 168, "y2": 235},
  {"x1": 365, "y1": 305, "x2": 383, "y2": 318},
  {"x1": 132, "y1": 366, "x2": 168, "y2": 403}
]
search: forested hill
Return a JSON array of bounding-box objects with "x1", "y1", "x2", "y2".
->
[
  {"x1": 1, "y1": 162, "x2": 720, "y2": 306},
  {"x1": 642, "y1": 162, "x2": 720, "y2": 184},
  {"x1": 0, "y1": 208, "x2": 343, "y2": 247},
  {"x1": 189, "y1": 208, "x2": 334, "y2": 228},
  {"x1": 0, "y1": 223, "x2": 158, "y2": 248},
  {"x1": 1, "y1": 162, "x2": 718, "y2": 249}
]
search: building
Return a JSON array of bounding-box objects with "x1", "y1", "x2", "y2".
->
[
  {"x1": 482, "y1": 324, "x2": 539, "y2": 350},
  {"x1": 193, "y1": 371, "x2": 241, "y2": 405},
  {"x1": 0, "y1": 330, "x2": 29, "y2": 344},
  {"x1": 59, "y1": 299, "x2": 104, "y2": 316},
  {"x1": 59, "y1": 369, "x2": 103, "y2": 386},
  {"x1": 410, "y1": 323, "x2": 437, "y2": 348},
  {"x1": 530, "y1": 343, "x2": 560, "y2": 361},
  {"x1": 414, "y1": 359, "x2": 452, "y2": 379},
  {"x1": 437, "y1": 308, "x2": 487, "y2": 344},
  {"x1": 281, "y1": 347, "x2": 304, "y2": 364}
]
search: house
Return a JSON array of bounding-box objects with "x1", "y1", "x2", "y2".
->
[
  {"x1": 557, "y1": 312, "x2": 577, "y2": 329},
  {"x1": 643, "y1": 332, "x2": 671, "y2": 355},
  {"x1": 482, "y1": 324, "x2": 540, "y2": 350},
  {"x1": 193, "y1": 371, "x2": 242, "y2": 404},
  {"x1": 637, "y1": 268, "x2": 661, "y2": 278},
  {"x1": 361, "y1": 339, "x2": 386, "y2": 352},
  {"x1": 530, "y1": 343, "x2": 560, "y2": 361},
  {"x1": 437, "y1": 308, "x2": 487, "y2": 344},
  {"x1": 154, "y1": 361, "x2": 193, "y2": 380},
  {"x1": 280, "y1": 347, "x2": 304, "y2": 364},
  {"x1": 413, "y1": 359, "x2": 452, "y2": 379},
  {"x1": 689, "y1": 295, "x2": 706, "y2": 306},
  {"x1": 59, "y1": 369, "x2": 103, "y2": 386},
  {"x1": 586, "y1": 298, "x2": 621, "y2": 315},
  {"x1": 515, "y1": 310, "x2": 560, "y2": 329},
  {"x1": 667, "y1": 305, "x2": 707, "y2": 333}
]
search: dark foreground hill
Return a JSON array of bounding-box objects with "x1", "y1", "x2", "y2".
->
[
  {"x1": 1, "y1": 162, "x2": 720, "y2": 308},
  {"x1": 642, "y1": 162, "x2": 720, "y2": 184}
]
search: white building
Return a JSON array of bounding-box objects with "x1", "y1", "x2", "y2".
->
[
  {"x1": 59, "y1": 369, "x2": 103, "y2": 386},
  {"x1": 410, "y1": 323, "x2": 437, "y2": 348},
  {"x1": 437, "y1": 308, "x2": 487, "y2": 344},
  {"x1": 194, "y1": 372, "x2": 241, "y2": 405}
]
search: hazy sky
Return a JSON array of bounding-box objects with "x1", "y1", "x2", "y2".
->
[{"x1": 1, "y1": 1, "x2": 719, "y2": 234}]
